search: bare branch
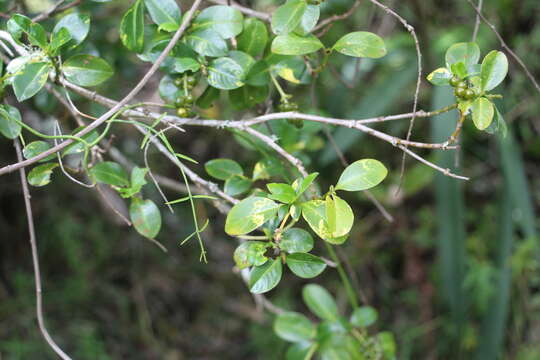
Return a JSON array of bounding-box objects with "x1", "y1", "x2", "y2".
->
[
  {"x1": 471, "y1": 0, "x2": 483, "y2": 42},
  {"x1": 206, "y1": 0, "x2": 271, "y2": 21}
]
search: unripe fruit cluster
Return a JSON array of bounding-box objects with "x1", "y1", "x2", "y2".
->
[
  {"x1": 450, "y1": 76, "x2": 476, "y2": 100},
  {"x1": 174, "y1": 73, "x2": 198, "y2": 117},
  {"x1": 279, "y1": 101, "x2": 303, "y2": 128}
]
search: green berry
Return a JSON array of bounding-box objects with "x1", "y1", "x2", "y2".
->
[
  {"x1": 464, "y1": 89, "x2": 476, "y2": 100},
  {"x1": 184, "y1": 94, "x2": 194, "y2": 104},
  {"x1": 177, "y1": 107, "x2": 188, "y2": 117},
  {"x1": 287, "y1": 118, "x2": 304, "y2": 129},
  {"x1": 456, "y1": 81, "x2": 467, "y2": 90},
  {"x1": 174, "y1": 77, "x2": 183, "y2": 87},
  {"x1": 455, "y1": 87, "x2": 468, "y2": 99},
  {"x1": 449, "y1": 76, "x2": 461, "y2": 87},
  {"x1": 186, "y1": 76, "x2": 197, "y2": 86}
]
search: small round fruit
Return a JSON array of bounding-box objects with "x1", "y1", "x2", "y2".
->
[
  {"x1": 186, "y1": 76, "x2": 197, "y2": 86},
  {"x1": 278, "y1": 103, "x2": 290, "y2": 112},
  {"x1": 288, "y1": 102, "x2": 299, "y2": 111},
  {"x1": 449, "y1": 76, "x2": 461, "y2": 87},
  {"x1": 455, "y1": 87, "x2": 468, "y2": 99},
  {"x1": 174, "y1": 77, "x2": 183, "y2": 87},
  {"x1": 456, "y1": 80, "x2": 467, "y2": 89},
  {"x1": 287, "y1": 118, "x2": 304, "y2": 129},
  {"x1": 177, "y1": 107, "x2": 189, "y2": 117},
  {"x1": 464, "y1": 89, "x2": 476, "y2": 100},
  {"x1": 184, "y1": 94, "x2": 194, "y2": 104}
]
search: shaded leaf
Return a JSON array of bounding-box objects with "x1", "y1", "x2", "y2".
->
[
  {"x1": 120, "y1": 0, "x2": 145, "y2": 53},
  {"x1": 280, "y1": 228, "x2": 314, "y2": 253},
  {"x1": 130, "y1": 197, "x2": 161, "y2": 238},
  {"x1": 205, "y1": 158, "x2": 243, "y2": 180},
  {"x1": 225, "y1": 197, "x2": 280, "y2": 235},
  {"x1": 274, "y1": 312, "x2": 316, "y2": 342},
  {"x1": 0, "y1": 104, "x2": 22, "y2": 139},
  {"x1": 271, "y1": 0, "x2": 307, "y2": 35},
  {"x1": 249, "y1": 258, "x2": 282, "y2": 294},
  {"x1": 233, "y1": 241, "x2": 270, "y2": 269},
  {"x1": 286, "y1": 253, "x2": 326, "y2": 278},
  {"x1": 27, "y1": 163, "x2": 58, "y2": 187},
  {"x1": 89, "y1": 161, "x2": 130, "y2": 187},
  {"x1": 302, "y1": 284, "x2": 338, "y2": 321},
  {"x1": 237, "y1": 18, "x2": 268, "y2": 57},
  {"x1": 12, "y1": 62, "x2": 52, "y2": 102},
  {"x1": 62, "y1": 54, "x2": 114, "y2": 87},
  {"x1": 333, "y1": 31, "x2": 386, "y2": 58}
]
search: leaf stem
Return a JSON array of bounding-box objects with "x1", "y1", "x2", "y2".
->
[{"x1": 324, "y1": 242, "x2": 359, "y2": 308}]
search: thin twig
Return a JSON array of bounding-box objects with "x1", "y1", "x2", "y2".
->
[
  {"x1": 313, "y1": 0, "x2": 361, "y2": 32},
  {"x1": 471, "y1": 0, "x2": 483, "y2": 42},
  {"x1": 206, "y1": 0, "x2": 270, "y2": 21},
  {"x1": 32, "y1": 0, "x2": 82, "y2": 22},
  {"x1": 14, "y1": 139, "x2": 73, "y2": 360}
]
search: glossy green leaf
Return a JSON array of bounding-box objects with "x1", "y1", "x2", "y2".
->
[
  {"x1": 333, "y1": 31, "x2": 386, "y2": 58},
  {"x1": 286, "y1": 253, "x2": 326, "y2": 278},
  {"x1": 12, "y1": 62, "x2": 52, "y2": 102},
  {"x1": 427, "y1": 67, "x2": 452, "y2": 86},
  {"x1": 378, "y1": 331, "x2": 397, "y2": 359},
  {"x1": 158, "y1": 75, "x2": 182, "y2": 103},
  {"x1": 274, "y1": 312, "x2": 316, "y2": 342},
  {"x1": 118, "y1": 167, "x2": 148, "y2": 198},
  {"x1": 144, "y1": 0, "x2": 181, "y2": 30},
  {"x1": 267, "y1": 183, "x2": 297, "y2": 203},
  {"x1": 7, "y1": 14, "x2": 47, "y2": 49},
  {"x1": 485, "y1": 106, "x2": 507, "y2": 138},
  {"x1": 62, "y1": 126, "x2": 99, "y2": 156},
  {"x1": 249, "y1": 258, "x2": 282, "y2": 294},
  {"x1": 27, "y1": 163, "x2": 58, "y2": 187},
  {"x1": 185, "y1": 29, "x2": 228, "y2": 57},
  {"x1": 224, "y1": 175, "x2": 252, "y2": 196},
  {"x1": 192, "y1": 5, "x2": 243, "y2": 39},
  {"x1": 120, "y1": 0, "x2": 145, "y2": 53},
  {"x1": 471, "y1": 97, "x2": 494, "y2": 130},
  {"x1": 52, "y1": 13, "x2": 90, "y2": 46},
  {"x1": 286, "y1": 342, "x2": 315, "y2": 360},
  {"x1": 302, "y1": 284, "x2": 338, "y2": 321},
  {"x1": 335, "y1": 159, "x2": 387, "y2": 191},
  {"x1": 225, "y1": 197, "x2": 280, "y2": 235},
  {"x1": 325, "y1": 195, "x2": 353, "y2": 239},
  {"x1": 301, "y1": 199, "x2": 349, "y2": 244},
  {"x1": 229, "y1": 85, "x2": 269, "y2": 110},
  {"x1": 480, "y1": 50, "x2": 508, "y2": 92},
  {"x1": 350, "y1": 306, "x2": 378, "y2": 327},
  {"x1": 62, "y1": 54, "x2": 114, "y2": 87},
  {"x1": 237, "y1": 18, "x2": 268, "y2": 57},
  {"x1": 49, "y1": 27, "x2": 72, "y2": 54},
  {"x1": 294, "y1": 4, "x2": 320, "y2": 36},
  {"x1": 0, "y1": 105, "x2": 22, "y2": 139},
  {"x1": 130, "y1": 198, "x2": 161, "y2": 239},
  {"x1": 271, "y1": 34, "x2": 323, "y2": 56},
  {"x1": 292, "y1": 172, "x2": 318, "y2": 197},
  {"x1": 207, "y1": 57, "x2": 245, "y2": 90},
  {"x1": 271, "y1": 0, "x2": 307, "y2": 35},
  {"x1": 22, "y1": 141, "x2": 55, "y2": 162},
  {"x1": 280, "y1": 228, "x2": 314, "y2": 253},
  {"x1": 445, "y1": 42, "x2": 480, "y2": 68},
  {"x1": 205, "y1": 158, "x2": 243, "y2": 180},
  {"x1": 450, "y1": 61, "x2": 468, "y2": 79},
  {"x1": 233, "y1": 241, "x2": 270, "y2": 269},
  {"x1": 89, "y1": 161, "x2": 130, "y2": 187}
]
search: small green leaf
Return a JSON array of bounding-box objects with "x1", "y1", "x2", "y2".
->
[
  {"x1": 120, "y1": 0, "x2": 145, "y2": 53},
  {"x1": 22, "y1": 141, "x2": 55, "y2": 162},
  {"x1": 0, "y1": 105, "x2": 22, "y2": 139},
  {"x1": 191, "y1": 5, "x2": 243, "y2": 39},
  {"x1": 485, "y1": 105, "x2": 507, "y2": 138},
  {"x1": 233, "y1": 241, "x2": 270, "y2": 269},
  {"x1": 301, "y1": 200, "x2": 349, "y2": 244},
  {"x1": 325, "y1": 195, "x2": 353, "y2": 239},
  {"x1": 480, "y1": 50, "x2": 508, "y2": 92},
  {"x1": 294, "y1": 4, "x2": 320, "y2": 36},
  {"x1": 274, "y1": 312, "x2": 316, "y2": 342},
  {"x1": 378, "y1": 332, "x2": 397, "y2": 359},
  {"x1": 27, "y1": 163, "x2": 58, "y2": 187},
  {"x1": 249, "y1": 258, "x2": 282, "y2": 294},
  {"x1": 225, "y1": 197, "x2": 280, "y2": 235},
  {"x1": 280, "y1": 228, "x2": 314, "y2": 253},
  {"x1": 229, "y1": 85, "x2": 269, "y2": 110},
  {"x1": 7, "y1": 14, "x2": 48, "y2": 49},
  {"x1": 267, "y1": 183, "x2": 297, "y2": 203},
  {"x1": 335, "y1": 159, "x2": 388, "y2": 191},
  {"x1": 144, "y1": 0, "x2": 181, "y2": 31},
  {"x1": 292, "y1": 172, "x2": 318, "y2": 197},
  {"x1": 271, "y1": 34, "x2": 323, "y2": 56},
  {"x1": 12, "y1": 62, "x2": 52, "y2": 102},
  {"x1": 286, "y1": 253, "x2": 326, "y2": 278},
  {"x1": 52, "y1": 13, "x2": 90, "y2": 47},
  {"x1": 302, "y1": 284, "x2": 338, "y2": 321},
  {"x1": 62, "y1": 126, "x2": 99, "y2": 156},
  {"x1": 427, "y1": 67, "x2": 452, "y2": 86},
  {"x1": 89, "y1": 161, "x2": 130, "y2": 187},
  {"x1": 224, "y1": 175, "x2": 252, "y2": 196},
  {"x1": 130, "y1": 198, "x2": 162, "y2": 239},
  {"x1": 207, "y1": 57, "x2": 245, "y2": 90},
  {"x1": 205, "y1": 158, "x2": 243, "y2": 180},
  {"x1": 445, "y1": 42, "x2": 480, "y2": 68},
  {"x1": 471, "y1": 97, "x2": 494, "y2": 130},
  {"x1": 185, "y1": 29, "x2": 228, "y2": 57},
  {"x1": 450, "y1": 61, "x2": 468, "y2": 79},
  {"x1": 286, "y1": 342, "x2": 315, "y2": 360},
  {"x1": 333, "y1": 31, "x2": 386, "y2": 58},
  {"x1": 350, "y1": 306, "x2": 378, "y2": 327},
  {"x1": 49, "y1": 27, "x2": 72, "y2": 54},
  {"x1": 62, "y1": 55, "x2": 114, "y2": 87},
  {"x1": 271, "y1": 0, "x2": 307, "y2": 35},
  {"x1": 119, "y1": 167, "x2": 148, "y2": 198},
  {"x1": 237, "y1": 18, "x2": 268, "y2": 57}
]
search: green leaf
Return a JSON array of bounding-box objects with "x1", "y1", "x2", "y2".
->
[
  {"x1": 119, "y1": 167, "x2": 148, "y2": 198},
  {"x1": 274, "y1": 312, "x2": 316, "y2": 342},
  {"x1": 237, "y1": 18, "x2": 268, "y2": 57},
  {"x1": 229, "y1": 85, "x2": 269, "y2": 110},
  {"x1": 294, "y1": 4, "x2": 320, "y2": 36},
  {"x1": 450, "y1": 61, "x2": 468, "y2": 79},
  {"x1": 286, "y1": 342, "x2": 315, "y2": 360},
  {"x1": 0, "y1": 105, "x2": 22, "y2": 139},
  {"x1": 471, "y1": 97, "x2": 494, "y2": 130},
  {"x1": 52, "y1": 13, "x2": 90, "y2": 47},
  {"x1": 120, "y1": 0, "x2": 145, "y2": 53},
  {"x1": 271, "y1": 0, "x2": 307, "y2": 35},
  {"x1": 191, "y1": 5, "x2": 243, "y2": 39},
  {"x1": 271, "y1": 34, "x2": 323, "y2": 56},
  {"x1": 185, "y1": 29, "x2": 228, "y2": 57},
  {"x1": 292, "y1": 172, "x2": 318, "y2": 198},
  {"x1": 12, "y1": 62, "x2": 52, "y2": 102},
  {"x1": 196, "y1": 86, "x2": 220, "y2": 109},
  {"x1": 225, "y1": 197, "x2": 280, "y2": 235},
  {"x1": 377, "y1": 332, "x2": 397, "y2": 359},
  {"x1": 62, "y1": 54, "x2": 114, "y2": 87},
  {"x1": 485, "y1": 105, "x2": 507, "y2": 138},
  {"x1": 224, "y1": 175, "x2": 252, "y2": 196},
  {"x1": 62, "y1": 126, "x2": 99, "y2": 156},
  {"x1": 480, "y1": 50, "x2": 508, "y2": 92},
  {"x1": 333, "y1": 31, "x2": 387, "y2": 58},
  {"x1": 158, "y1": 75, "x2": 182, "y2": 103},
  {"x1": 144, "y1": 0, "x2": 181, "y2": 30},
  {"x1": 445, "y1": 42, "x2": 480, "y2": 68},
  {"x1": 49, "y1": 27, "x2": 72, "y2": 54},
  {"x1": 335, "y1": 159, "x2": 387, "y2": 191},
  {"x1": 27, "y1": 163, "x2": 58, "y2": 187},
  {"x1": 130, "y1": 198, "x2": 162, "y2": 239},
  {"x1": 22, "y1": 140, "x2": 55, "y2": 162},
  {"x1": 207, "y1": 57, "x2": 245, "y2": 90},
  {"x1": 205, "y1": 158, "x2": 243, "y2": 180},
  {"x1": 280, "y1": 228, "x2": 314, "y2": 253},
  {"x1": 7, "y1": 14, "x2": 48, "y2": 49},
  {"x1": 350, "y1": 306, "x2": 378, "y2": 327},
  {"x1": 427, "y1": 67, "x2": 452, "y2": 86},
  {"x1": 89, "y1": 161, "x2": 130, "y2": 187},
  {"x1": 233, "y1": 241, "x2": 270, "y2": 269},
  {"x1": 267, "y1": 183, "x2": 297, "y2": 203},
  {"x1": 249, "y1": 258, "x2": 282, "y2": 294},
  {"x1": 301, "y1": 199, "x2": 350, "y2": 243},
  {"x1": 286, "y1": 253, "x2": 326, "y2": 278},
  {"x1": 325, "y1": 195, "x2": 353, "y2": 239},
  {"x1": 302, "y1": 284, "x2": 338, "y2": 321}
]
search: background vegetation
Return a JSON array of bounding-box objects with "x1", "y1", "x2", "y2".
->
[{"x1": 0, "y1": 0, "x2": 539, "y2": 359}]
